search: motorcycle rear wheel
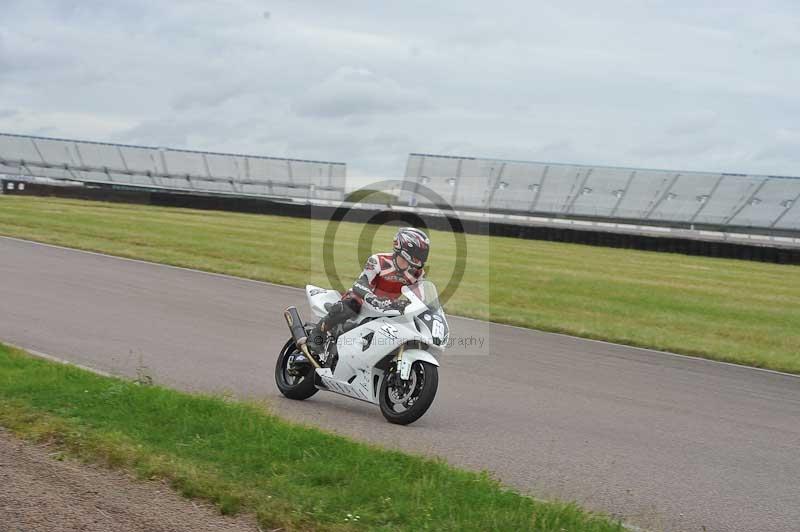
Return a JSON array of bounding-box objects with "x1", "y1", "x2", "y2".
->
[
  {"x1": 379, "y1": 361, "x2": 438, "y2": 425},
  {"x1": 275, "y1": 338, "x2": 318, "y2": 400}
]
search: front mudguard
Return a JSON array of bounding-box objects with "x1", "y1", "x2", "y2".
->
[{"x1": 398, "y1": 348, "x2": 440, "y2": 380}]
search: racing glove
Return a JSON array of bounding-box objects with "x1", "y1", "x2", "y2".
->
[{"x1": 365, "y1": 293, "x2": 393, "y2": 311}]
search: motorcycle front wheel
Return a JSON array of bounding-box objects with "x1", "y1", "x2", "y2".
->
[
  {"x1": 379, "y1": 361, "x2": 438, "y2": 425},
  {"x1": 275, "y1": 338, "x2": 318, "y2": 400}
]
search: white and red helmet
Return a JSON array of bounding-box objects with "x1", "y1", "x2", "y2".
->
[{"x1": 393, "y1": 227, "x2": 430, "y2": 269}]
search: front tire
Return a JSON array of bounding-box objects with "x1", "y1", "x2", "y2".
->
[
  {"x1": 275, "y1": 338, "x2": 318, "y2": 400},
  {"x1": 379, "y1": 361, "x2": 438, "y2": 425}
]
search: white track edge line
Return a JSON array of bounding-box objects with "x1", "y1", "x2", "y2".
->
[
  {"x1": 3, "y1": 234, "x2": 797, "y2": 381},
  {"x1": 2, "y1": 340, "x2": 113, "y2": 378}
]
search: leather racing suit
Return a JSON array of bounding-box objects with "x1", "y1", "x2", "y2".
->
[{"x1": 310, "y1": 252, "x2": 425, "y2": 349}]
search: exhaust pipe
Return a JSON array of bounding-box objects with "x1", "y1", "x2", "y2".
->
[
  {"x1": 283, "y1": 306, "x2": 321, "y2": 369},
  {"x1": 284, "y1": 306, "x2": 308, "y2": 346}
]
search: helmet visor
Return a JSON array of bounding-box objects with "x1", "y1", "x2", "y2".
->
[{"x1": 400, "y1": 248, "x2": 427, "y2": 269}]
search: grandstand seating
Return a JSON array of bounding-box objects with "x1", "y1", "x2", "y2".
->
[
  {"x1": 4, "y1": 134, "x2": 798, "y2": 233},
  {"x1": 0, "y1": 133, "x2": 346, "y2": 201},
  {"x1": 403, "y1": 154, "x2": 800, "y2": 231}
]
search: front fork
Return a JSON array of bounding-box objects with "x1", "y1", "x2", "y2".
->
[{"x1": 394, "y1": 344, "x2": 413, "y2": 381}]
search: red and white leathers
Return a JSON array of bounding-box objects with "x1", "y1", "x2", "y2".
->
[
  {"x1": 306, "y1": 227, "x2": 431, "y2": 355},
  {"x1": 315, "y1": 253, "x2": 424, "y2": 339},
  {"x1": 352, "y1": 253, "x2": 425, "y2": 302}
]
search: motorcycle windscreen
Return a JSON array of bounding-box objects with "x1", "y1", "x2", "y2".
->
[
  {"x1": 403, "y1": 281, "x2": 449, "y2": 346},
  {"x1": 403, "y1": 280, "x2": 442, "y2": 311}
]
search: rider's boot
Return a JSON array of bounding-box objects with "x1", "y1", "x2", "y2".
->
[
  {"x1": 308, "y1": 299, "x2": 354, "y2": 355},
  {"x1": 305, "y1": 321, "x2": 327, "y2": 358},
  {"x1": 302, "y1": 297, "x2": 357, "y2": 365},
  {"x1": 289, "y1": 321, "x2": 324, "y2": 373}
]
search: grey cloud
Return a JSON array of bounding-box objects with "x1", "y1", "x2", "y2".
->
[
  {"x1": 293, "y1": 67, "x2": 431, "y2": 119},
  {"x1": 754, "y1": 129, "x2": 800, "y2": 164},
  {"x1": 665, "y1": 111, "x2": 720, "y2": 136},
  {"x1": 630, "y1": 137, "x2": 728, "y2": 160},
  {"x1": 170, "y1": 81, "x2": 252, "y2": 112},
  {"x1": 0, "y1": 0, "x2": 798, "y2": 178},
  {"x1": 0, "y1": 32, "x2": 7, "y2": 74},
  {"x1": 112, "y1": 118, "x2": 203, "y2": 149}
]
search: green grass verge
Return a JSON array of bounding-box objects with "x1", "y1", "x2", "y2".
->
[
  {"x1": 0, "y1": 343, "x2": 625, "y2": 531},
  {"x1": 1, "y1": 195, "x2": 799, "y2": 373},
  {"x1": 344, "y1": 189, "x2": 398, "y2": 205}
]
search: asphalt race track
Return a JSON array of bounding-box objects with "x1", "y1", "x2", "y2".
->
[{"x1": 1, "y1": 236, "x2": 798, "y2": 531}]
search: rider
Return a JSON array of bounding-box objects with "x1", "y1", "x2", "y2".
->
[{"x1": 306, "y1": 227, "x2": 430, "y2": 356}]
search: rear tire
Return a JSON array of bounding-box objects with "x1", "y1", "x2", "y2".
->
[
  {"x1": 275, "y1": 338, "x2": 318, "y2": 400},
  {"x1": 379, "y1": 362, "x2": 438, "y2": 425}
]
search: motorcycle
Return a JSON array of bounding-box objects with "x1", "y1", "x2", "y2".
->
[{"x1": 276, "y1": 280, "x2": 449, "y2": 425}]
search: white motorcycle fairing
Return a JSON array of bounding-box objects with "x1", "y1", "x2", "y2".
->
[
  {"x1": 304, "y1": 282, "x2": 446, "y2": 405},
  {"x1": 305, "y1": 286, "x2": 341, "y2": 319}
]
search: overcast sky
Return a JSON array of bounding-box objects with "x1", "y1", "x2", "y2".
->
[{"x1": 1, "y1": 0, "x2": 798, "y2": 184}]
